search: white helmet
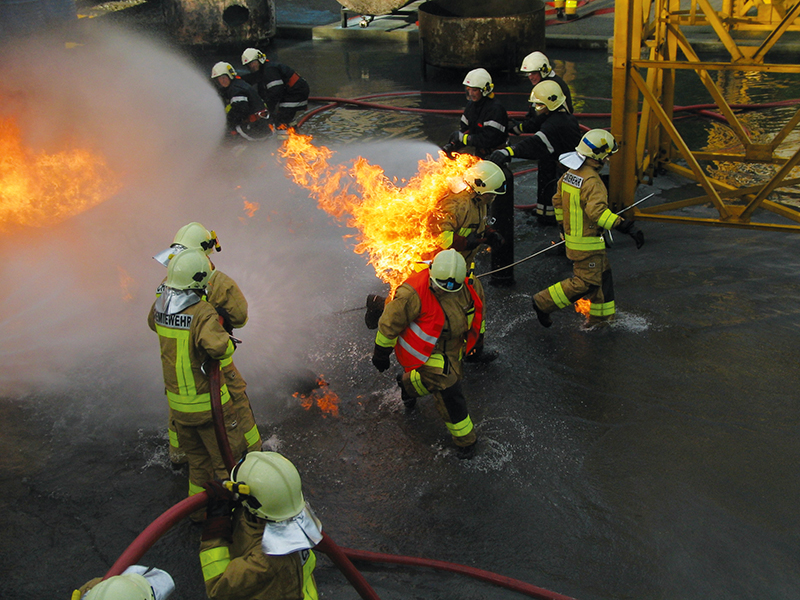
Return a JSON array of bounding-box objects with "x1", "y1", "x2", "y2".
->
[
  {"x1": 165, "y1": 248, "x2": 212, "y2": 290},
  {"x1": 241, "y1": 47, "x2": 267, "y2": 66},
  {"x1": 84, "y1": 574, "x2": 154, "y2": 600},
  {"x1": 463, "y1": 160, "x2": 506, "y2": 195},
  {"x1": 576, "y1": 129, "x2": 619, "y2": 161},
  {"x1": 462, "y1": 68, "x2": 494, "y2": 97},
  {"x1": 231, "y1": 452, "x2": 305, "y2": 521},
  {"x1": 520, "y1": 51, "x2": 552, "y2": 77},
  {"x1": 430, "y1": 249, "x2": 467, "y2": 293},
  {"x1": 211, "y1": 62, "x2": 237, "y2": 80},
  {"x1": 530, "y1": 80, "x2": 566, "y2": 111}
]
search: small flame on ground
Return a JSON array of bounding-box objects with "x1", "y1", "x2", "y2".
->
[
  {"x1": 574, "y1": 298, "x2": 591, "y2": 317},
  {"x1": 279, "y1": 130, "x2": 479, "y2": 292},
  {"x1": 293, "y1": 376, "x2": 340, "y2": 418},
  {"x1": 0, "y1": 115, "x2": 120, "y2": 231}
]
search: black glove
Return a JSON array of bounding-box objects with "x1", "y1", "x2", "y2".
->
[
  {"x1": 487, "y1": 148, "x2": 511, "y2": 166},
  {"x1": 464, "y1": 231, "x2": 486, "y2": 250},
  {"x1": 484, "y1": 228, "x2": 505, "y2": 249},
  {"x1": 364, "y1": 294, "x2": 386, "y2": 330},
  {"x1": 201, "y1": 480, "x2": 235, "y2": 541},
  {"x1": 371, "y1": 344, "x2": 392, "y2": 372},
  {"x1": 616, "y1": 219, "x2": 645, "y2": 249},
  {"x1": 441, "y1": 142, "x2": 457, "y2": 159},
  {"x1": 509, "y1": 121, "x2": 524, "y2": 136},
  {"x1": 448, "y1": 130, "x2": 466, "y2": 146}
]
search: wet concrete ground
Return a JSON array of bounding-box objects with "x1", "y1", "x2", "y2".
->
[{"x1": 2, "y1": 13, "x2": 800, "y2": 600}]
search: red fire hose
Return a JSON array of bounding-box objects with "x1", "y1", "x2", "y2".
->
[{"x1": 208, "y1": 359, "x2": 236, "y2": 470}]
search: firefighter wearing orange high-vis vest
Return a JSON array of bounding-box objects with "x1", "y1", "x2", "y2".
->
[
  {"x1": 532, "y1": 129, "x2": 644, "y2": 329},
  {"x1": 148, "y1": 249, "x2": 247, "y2": 500},
  {"x1": 154, "y1": 222, "x2": 262, "y2": 466},
  {"x1": 371, "y1": 249, "x2": 483, "y2": 459}
]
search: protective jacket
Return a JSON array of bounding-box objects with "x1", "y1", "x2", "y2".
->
[
  {"x1": 200, "y1": 507, "x2": 318, "y2": 600},
  {"x1": 554, "y1": 162, "x2": 622, "y2": 261},
  {"x1": 375, "y1": 269, "x2": 483, "y2": 371},
  {"x1": 147, "y1": 296, "x2": 235, "y2": 426},
  {"x1": 516, "y1": 73, "x2": 574, "y2": 131},
  {"x1": 458, "y1": 96, "x2": 508, "y2": 157},
  {"x1": 436, "y1": 188, "x2": 491, "y2": 266},
  {"x1": 218, "y1": 78, "x2": 267, "y2": 132},
  {"x1": 244, "y1": 61, "x2": 310, "y2": 125}
]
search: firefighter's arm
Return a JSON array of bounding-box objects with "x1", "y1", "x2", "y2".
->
[
  {"x1": 208, "y1": 271, "x2": 249, "y2": 329},
  {"x1": 582, "y1": 176, "x2": 616, "y2": 229},
  {"x1": 196, "y1": 305, "x2": 236, "y2": 362},
  {"x1": 372, "y1": 286, "x2": 421, "y2": 371},
  {"x1": 552, "y1": 175, "x2": 565, "y2": 224},
  {"x1": 201, "y1": 539, "x2": 286, "y2": 600},
  {"x1": 147, "y1": 301, "x2": 157, "y2": 332}
]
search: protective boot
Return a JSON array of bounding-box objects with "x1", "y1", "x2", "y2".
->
[
  {"x1": 533, "y1": 299, "x2": 553, "y2": 328},
  {"x1": 455, "y1": 441, "x2": 477, "y2": 460},
  {"x1": 365, "y1": 294, "x2": 386, "y2": 330},
  {"x1": 397, "y1": 373, "x2": 417, "y2": 412},
  {"x1": 464, "y1": 333, "x2": 499, "y2": 363}
]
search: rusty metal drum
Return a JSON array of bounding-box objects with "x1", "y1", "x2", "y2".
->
[
  {"x1": 418, "y1": 0, "x2": 546, "y2": 76},
  {"x1": 336, "y1": 0, "x2": 415, "y2": 15},
  {"x1": 162, "y1": 0, "x2": 276, "y2": 46}
]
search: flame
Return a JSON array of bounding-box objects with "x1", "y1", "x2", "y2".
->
[
  {"x1": 279, "y1": 130, "x2": 479, "y2": 292},
  {"x1": 243, "y1": 200, "x2": 260, "y2": 217},
  {"x1": 0, "y1": 115, "x2": 120, "y2": 231},
  {"x1": 574, "y1": 297, "x2": 591, "y2": 317},
  {"x1": 293, "y1": 377, "x2": 340, "y2": 418}
]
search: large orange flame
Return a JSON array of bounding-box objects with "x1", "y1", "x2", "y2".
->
[
  {"x1": 574, "y1": 297, "x2": 591, "y2": 317},
  {"x1": 279, "y1": 130, "x2": 479, "y2": 292},
  {"x1": 0, "y1": 115, "x2": 120, "y2": 231},
  {"x1": 293, "y1": 376, "x2": 340, "y2": 418}
]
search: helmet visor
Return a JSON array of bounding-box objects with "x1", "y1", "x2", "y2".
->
[{"x1": 433, "y1": 277, "x2": 463, "y2": 292}]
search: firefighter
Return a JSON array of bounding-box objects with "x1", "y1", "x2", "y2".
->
[
  {"x1": 489, "y1": 80, "x2": 582, "y2": 225},
  {"x1": 147, "y1": 249, "x2": 247, "y2": 501},
  {"x1": 154, "y1": 222, "x2": 262, "y2": 465},
  {"x1": 73, "y1": 567, "x2": 174, "y2": 600},
  {"x1": 199, "y1": 452, "x2": 321, "y2": 600},
  {"x1": 441, "y1": 68, "x2": 509, "y2": 160},
  {"x1": 210, "y1": 62, "x2": 271, "y2": 142},
  {"x1": 241, "y1": 48, "x2": 310, "y2": 128},
  {"x1": 371, "y1": 249, "x2": 484, "y2": 459},
  {"x1": 531, "y1": 129, "x2": 644, "y2": 328},
  {"x1": 515, "y1": 51, "x2": 573, "y2": 116}
]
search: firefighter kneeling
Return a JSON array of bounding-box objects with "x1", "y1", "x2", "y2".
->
[{"x1": 371, "y1": 249, "x2": 483, "y2": 459}]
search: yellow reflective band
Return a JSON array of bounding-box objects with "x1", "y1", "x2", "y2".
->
[
  {"x1": 597, "y1": 208, "x2": 618, "y2": 230},
  {"x1": 155, "y1": 324, "x2": 196, "y2": 397},
  {"x1": 458, "y1": 227, "x2": 473, "y2": 237},
  {"x1": 462, "y1": 133, "x2": 469, "y2": 145},
  {"x1": 200, "y1": 546, "x2": 231, "y2": 581},
  {"x1": 375, "y1": 330, "x2": 397, "y2": 348},
  {"x1": 424, "y1": 353, "x2": 445, "y2": 369},
  {"x1": 506, "y1": 146, "x2": 514, "y2": 156},
  {"x1": 564, "y1": 233, "x2": 606, "y2": 251},
  {"x1": 167, "y1": 385, "x2": 231, "y2": 413},
  {"x1": 480, "y1": 319, "x2": 486, "y2": 334},
  {"x1": 303, "y1": 551, "x2": 319, "y2": 600},
  {"x1": 439, "y1": 231, "x2": 454, "y2": 250},
  {"x1": 549, "y1": 282, "x2": 571, "y2": 309},
  {"x1": 590, "y1": 300, "x2": 616, "y2": 316},
  {"x1": 169, "y1": 428, "x2": 179, "y2": 449},
  {"x1": 409, "y1": 370, "x2": 430, "y2": 396},
  {"x1": 220, "y1": 356, "x2": 233, "y2": 368},
  {"x1": 189, "y1": 481, "x2": 206, "y2": 496},
  {"x1": 244, "y1": 424, "x2": 260, "y2": 447},
  {"x1": 221, "y1": 339, "x2": 235, "y2": 361},
  {"x1": 446, "y1": 415, "x2": 474, "y2": 438},
  {"x1": 554, "y1": 207, "x2": 563, "y2": 220}
]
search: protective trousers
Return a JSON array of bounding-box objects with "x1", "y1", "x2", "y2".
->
[
  {"x1": 489, "y1": 164, "x2": 515, "y2": 286},
  {"x1": 399, "y1": 355, "x2": 476, "y2": 447},
  {"x1": 533, "y1": 253, "x2": 616, "y2": 322},
  {"x1": 175, "y1": 400, "x2": 247, "y2": 499}
]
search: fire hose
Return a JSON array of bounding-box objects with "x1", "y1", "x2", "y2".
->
[{"x1": 102, "y1": 360, "x2": 577, "y2": 600}]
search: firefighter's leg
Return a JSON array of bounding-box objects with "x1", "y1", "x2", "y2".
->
[
  {"x1": 565, "y1": 0, "x2": 578, "y2": 20},
  {"x1": 175, "y1": 421, "x2": 215, "y2": 521},
  {"x1": 533, "y1": 256, "x2": 599, "y2": 323},
  {"x1": 554, "y1": 0, "x2": 566, "y2": 19},
  {"x1": 222, "y1": 362, "x2": 261, "y2": 454},
  {"x1": 433, "y1": 379, "x2": 477, "y2": 452},
  {"x1": 167, "y1": 408, "x2": 186, "y2": 466},
  {"x1": 398, "y1": 353, "x2": 450, "y2": 411},
  {"x1": 586, "y1": 255, "x2": 616, "y2": 325},
  {"x1": 536, "y1": 160, "x2": 559, "y2": 226},
  {"x1": 489, "y1": 165, "x2": 515, "y2": 287}
]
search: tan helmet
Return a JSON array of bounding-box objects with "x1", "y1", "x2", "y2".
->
[
  {"x1": 241, "y1": 47, "x2": 267, "y2": 66},
  {"x1": 211, "y1": 62, "x2": 237, "y2": 80},
  {"x1": 231, "y1": 452, "x2": 305, "y2": 521},
  {"x1": 430, "y1": 249, "x2": 467, "y2": 293},
  {"x1": 462, "y1": 68, "x2": 494, "y2": 97},
  {"x1": 84, "y1": 574, "x2": 154, "y2": 600},
  {"x1": 463, "y1": 160, "x2": 506, "y2": 195},
  {"x1": 530, "y1": 80, "x2": 566, "y2": 111},
  {"x1": 172, "y1": 222, "x2": 220, "y2": 255},
  {"x1": 576, "y1": 129, "x2": 619, "y2": 161},
  {"x1": 165, "y1": 248, "x2": 212, "y2": 290},
  {"x1": 520, "y1": 51, "x2": 552, "y2": 77}
]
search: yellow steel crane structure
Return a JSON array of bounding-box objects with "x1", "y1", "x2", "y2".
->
[{"x1": 609, "y1": 0, "x2": 800, "y2": 231}]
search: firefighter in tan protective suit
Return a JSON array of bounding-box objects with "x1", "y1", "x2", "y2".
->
[
  {"x1": 148, "y1": 249, "x2": 247, "y2": 499},
  {"x1": 154, "y1": 222, "x2": 262, "y2": 465},
  {"x1": 371, "y1": 249, "x2": 484, "y2": 459},
  {"x1": 73, "y1": 566, "x2": 174, "y2": 600},
  {"x1": 532, "y1": 129, "x2": 644, "y2": 328},
  {"x1": 199, "y1": 452, "x2": 321, "y2": 600}
]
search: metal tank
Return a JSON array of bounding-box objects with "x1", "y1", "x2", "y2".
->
[
  {"x1": 418, "y1": 0, "x2": 546, "y2": 78},
  {"x1": 162, "y1": 0, "x2": 276, "y2": 46},
  {"x1": 337, "y1": 0, "x2": 415, "y2": 13}
]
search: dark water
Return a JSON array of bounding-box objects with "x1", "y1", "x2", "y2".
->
[{"x1": 1, "y1": 27, "x2": 800, "y2": 600}]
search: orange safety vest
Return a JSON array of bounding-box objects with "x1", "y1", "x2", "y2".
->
[{"x1": 395, "y1": 270, "x2": 483, "y2": 371}]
